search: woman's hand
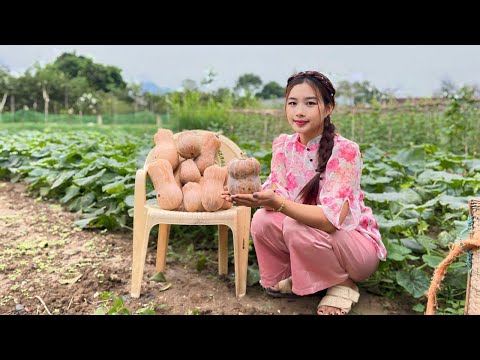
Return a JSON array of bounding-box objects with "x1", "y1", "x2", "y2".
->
[{"x1": 221, "y1": 186, "x2": 282, "y2": 210}]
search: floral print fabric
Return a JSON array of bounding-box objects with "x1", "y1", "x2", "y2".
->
[{"x1": 262, "y1": 133, "x2": 387, "y2": 261}]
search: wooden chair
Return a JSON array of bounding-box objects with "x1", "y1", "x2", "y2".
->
[{"x1": 130, "y1": 130, "x2": 252, "y2": 299}]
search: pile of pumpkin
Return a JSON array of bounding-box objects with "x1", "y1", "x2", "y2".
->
[{"x1": 147, "y1": 129, "x2": 262, "y2": 212}]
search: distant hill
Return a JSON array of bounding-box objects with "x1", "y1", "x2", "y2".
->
[{"x1": 141, "y1": 81, "x2": 172, "y2": 95}]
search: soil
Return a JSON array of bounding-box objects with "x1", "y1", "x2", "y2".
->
[{"x1": 0, "y1": 181, "x2": 414, "y2": 315}]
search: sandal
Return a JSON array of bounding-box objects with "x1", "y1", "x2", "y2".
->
[
  {"x1": 264, "y1": 277, "x2": 299, "y2": 298},
  {"x1": 317, "y1": 284, "x2": 360, "y2": 315}
]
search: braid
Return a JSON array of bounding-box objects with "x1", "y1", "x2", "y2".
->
[
  {"x1": 297, "y1": 118, "x2": 336, "y2": 205},
  {"x1": 316, "y1": 116, "x2": 336, "y2": 177}
]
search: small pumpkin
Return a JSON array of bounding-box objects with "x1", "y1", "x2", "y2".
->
[{"x1": 227, "y1": 157, "x2": 262, "y2": 195}]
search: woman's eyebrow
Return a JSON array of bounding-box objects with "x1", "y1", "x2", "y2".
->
[{"x1": 287, "y1": 96, "x2": 317, "y2": 100}]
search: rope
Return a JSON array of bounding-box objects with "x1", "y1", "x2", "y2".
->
[{"x1": 425, "y1": 232, "x2": 480, "y2": 315}]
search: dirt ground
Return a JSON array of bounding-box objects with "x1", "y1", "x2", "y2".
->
[{"x1": 0, "y1": 181, "x2": 414, "y2": 315}]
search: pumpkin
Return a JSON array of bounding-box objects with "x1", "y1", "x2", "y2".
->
[
  {"x1": 227, "y1": 157, "x2": 262, "y2": 195},
  {"x1": 182, "y1": 182, "x2": 205, "y2": 212},
  {"x1": 147, "y1": 158, "x2": 183, "y2": 210},
  {"x1": 175, "y1": 131, "x2": 202, "y2": 159},
  {"x1": 179, "y1": 159, "x2": 201, "y2": 185},
  {"x1": 194, "y1": 132, "x2": 221, "y2": 175},
  {"x1": 201, "y1": 164, "x2": 227, "y2": 211},
  {"x1": 152, "y1": 129, "x2": 179, "y2": 171}
]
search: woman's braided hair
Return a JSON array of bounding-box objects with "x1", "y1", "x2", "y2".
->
[{"x1": 285, "y1": 71, "x2": 336, "y2": 205}]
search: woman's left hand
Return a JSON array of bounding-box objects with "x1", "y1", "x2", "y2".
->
[{"x1": 227, "y1": 189, "x2": 281, "y2": 209}]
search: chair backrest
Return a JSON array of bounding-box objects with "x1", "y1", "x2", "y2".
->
[{"x1": 143, "y1": 130, "x2": 246, "y2": 169}]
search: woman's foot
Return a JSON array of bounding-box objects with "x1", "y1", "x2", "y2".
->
[
  {"x1": 264, "y1": 277, "x2": 298, "y2": 298},
  {"x1": 317, "y1": 278, "x2": 359, "y2": 315}
]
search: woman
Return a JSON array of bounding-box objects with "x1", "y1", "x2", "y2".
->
[{"x1": 222, "y1": 71, "x2": 386, "y2": 315}]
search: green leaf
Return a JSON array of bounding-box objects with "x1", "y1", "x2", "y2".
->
[
  {"x1": 464, "y1": 159, "x2": 480, "y2": 172},
  {"x1": 437, "y1": 231, "x2": 455, "y2": 248},
  {"x1": 149, "y1": 272, "x2": 167, "y2": 282},
  {"x1": 377, "y1": 215, "x2": 419, "y2": 232},
  {"x1": 73, "y1": 168, "x2": 106, "y2": 187},
  {"x1": 364, "y1": 188, "x2": 422, "y2": 205},
  {"x1": 136, "y1": 307, "x2": 156, "y2": 315},
  {"x1": 95, "y1": 308, "x2": 106, "y2": 315},
  {"x1": 51, "y1": 170, "x2": 76, "y2": 189},
  {"x1": 437, "y1": 194, "x2": 469, "y2": 211},
  {"x1": 391, "y1": 147, "x2": 425, "y2": 164},
  {"x1": 422, "y1": 255, "x2": 444, "y2": 269},
  {"x1": 79, "y1": 192, "x2": 96, "y2": 208},
  {"x1": 361, "y1": 176, "x2": 393, "y2": 186},
  {"x1": 396, "y1": 269, "x2": 430, "y2": 298},
  {"x1": 417, "y1": 169, "x2": 466, "y2": 186},
  {"x1": 386, "y1": 243, "x2": 412, "y2": 261},
  {"x1": 112, "y1": 296, "x2": 124, "y2": 309},
  {"x1": 362, "y1": 145, "x2": 385, "y2": 161},
  {"x1": 196, "y1": 253, "x2": 207, "y2": 272},
  {"x1": 60, "y1": 185, "x2": 81, "y2": 204},
  {"x1": 99, "y1": 291, "x2": 112, "y2": 300},
  {"x1": 74, "y1": 216, "x2": 97, "y2": 229},
  {"x1": 412, "y1": 303, "x2": 425, "y2": 313},
  {"x1": 124, "y1": 195, "x2": 135, "y2": 207},
  {"x1": 102, "y1": 181, "x2": 126, "y2": 195}
]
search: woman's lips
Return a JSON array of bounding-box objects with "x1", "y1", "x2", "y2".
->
[{"x1": 294, "y1": 120, "x2": 308, "y2": 126}]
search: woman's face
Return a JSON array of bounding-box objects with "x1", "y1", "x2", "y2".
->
[{"x1": 285, "y1": 82, "x2": 331, "y2": 145}]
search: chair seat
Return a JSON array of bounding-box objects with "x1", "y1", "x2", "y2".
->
[{"x1": 145, "y1": 205, "x2": 243, "y2": 225}]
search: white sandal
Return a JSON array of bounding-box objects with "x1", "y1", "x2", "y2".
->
[{"x1": 317, "y1": 285, "x2": 360, "y2": 315}]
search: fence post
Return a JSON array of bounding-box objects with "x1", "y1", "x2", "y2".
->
[{"x1": 97, "y1": 114, "x2": 102, "y2": 126}]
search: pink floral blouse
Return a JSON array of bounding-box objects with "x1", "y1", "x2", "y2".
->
[{"x1": 262, "y1": 133, "x2": 387, "y2": 261}]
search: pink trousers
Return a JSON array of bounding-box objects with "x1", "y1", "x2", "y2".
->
[{"x1": 250, "y1": 209, "x2": 379, "y2": 296}]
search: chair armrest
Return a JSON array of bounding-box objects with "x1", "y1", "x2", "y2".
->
[{"x1": 134, "y1": 169, "x2": 147, "y2": 212}]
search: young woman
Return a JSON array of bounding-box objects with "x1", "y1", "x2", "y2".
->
[{"x1": 222, "y1": 71, "x2": 386, "y2": 315}]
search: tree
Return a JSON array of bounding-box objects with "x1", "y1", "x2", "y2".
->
[
  {"x1": 181, "y1": 79, "x2": 198, "y2": 92},
  {"x1": 234, "y1": 73, "x2": 262, "y2": 97},
  {"x1": 434, "y1": 78, "x2": 458, "y2": 98},
  {"x1": 53, "y1": 52, "x2": 127, "y2": 93},
  {"x1": 200, "y1": 66, "x2": 217, "y2": 92},
  {"x1": 212, "y1": 87, "x2": 233, "y2": 104},
  {"x1": 256, "y1": 81, "x2": 284, "y2": 99}
]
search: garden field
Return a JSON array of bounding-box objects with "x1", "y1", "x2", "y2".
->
[{"x1": 1, "y1": 95, "x2": 479, "y2": 315}]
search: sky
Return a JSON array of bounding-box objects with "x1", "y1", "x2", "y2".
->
[{"x1": 1, "y1": 45, "x2": 479, "y2": 97}]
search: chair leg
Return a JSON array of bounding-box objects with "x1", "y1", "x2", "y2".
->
[
  {"x1": 218, "y1": 225, "x2": 229, "y2": 275},
  {"x1": 156, "y1": 224, "x2": 171, "y2": 272},
  {"x1": 233, "y1": 207, "x2": 251, "y2": 298},
  {"x1": 131, "y1": 217, "x2": 151, "y2": 298}
]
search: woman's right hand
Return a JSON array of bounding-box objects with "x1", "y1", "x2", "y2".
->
[
  {"x1": 221, "y1": 185, "x2": 278, "y2": 210},
  {"x1": 221, "y1": 185, "x2": 233, "y2": 203}
]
